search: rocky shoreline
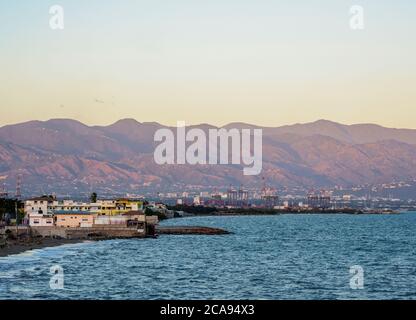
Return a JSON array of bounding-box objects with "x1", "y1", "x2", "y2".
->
[{"x1": 0, "y1": 225, "x2": 230, "y2": 258}]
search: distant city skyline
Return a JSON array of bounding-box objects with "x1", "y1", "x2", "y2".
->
[{"x1": 1, "y1": 1, "x2": 416, "y2": 128}]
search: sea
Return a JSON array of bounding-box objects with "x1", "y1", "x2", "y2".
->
[{"x1": 1, "y1": 213, "x2": 415, "y2": 300}]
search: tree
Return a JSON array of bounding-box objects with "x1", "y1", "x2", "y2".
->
[
  {"x1": 0, "y1": 198, "x2": 23, "y2": 223},
  {"x1": 144, "y1": 207, "x2": 167, "y2": 220},
  {"x1": 90, "y1": 192, "x2": 98, "y2": 203}
]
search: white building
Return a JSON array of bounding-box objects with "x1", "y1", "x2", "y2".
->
[
  {"x1": 193, "y1": 196, "x2": 201, "y2": 205},
  {"x1": 24, "y1": 196, "x2": 55, "y2": 227},
  {"x1": 29, "y1": 215, "x2": 54, "y2": 227},
  {"x1": 24, "y1": 196, "x2": 52, "y2": 215}
]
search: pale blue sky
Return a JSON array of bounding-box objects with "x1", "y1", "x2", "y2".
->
[{"x1": 0, "y1": 1, "x2": 415, "y2": 127}]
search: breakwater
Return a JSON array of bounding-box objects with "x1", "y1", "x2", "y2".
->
[{"x1": 156, "y1": 226, "x2": 230, "y2": 235}]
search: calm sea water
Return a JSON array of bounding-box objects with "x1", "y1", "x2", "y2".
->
[{"x1": 1, "y1": 213, "x2": 416, "y2": 300}]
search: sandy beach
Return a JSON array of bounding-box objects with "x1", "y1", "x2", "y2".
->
[{"x1": 0, "y1": 238, "x2": 85, "y2": 258}]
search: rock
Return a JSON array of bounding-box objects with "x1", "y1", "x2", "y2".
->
[{"x1": 156, "y1": 226, "x2": 230, "y2": 235}]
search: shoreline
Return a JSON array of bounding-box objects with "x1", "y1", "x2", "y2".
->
[
  {"x1": 0, "y1": 225, "x2": 230, "y2": 258},
  {"x1": 171, "y1": 211, "x2": 402, "y2": 219},
  {"x1": 0, "y1": 238, "x2": 86, "y2": 258},
  {"x1": 215, "y1": 209, "x2": 400, "y2": 215},
  {"x1": 168, "y1": 205, "x2": 401, "y2": 217}
]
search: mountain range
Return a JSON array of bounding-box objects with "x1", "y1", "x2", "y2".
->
[{"x1": 1, "y1": 119, "x2": 416, "y2": 196}]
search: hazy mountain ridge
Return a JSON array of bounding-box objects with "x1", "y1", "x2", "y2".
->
[{"x1": 1, "y1": 119, "x2": 416, "y2": 193}]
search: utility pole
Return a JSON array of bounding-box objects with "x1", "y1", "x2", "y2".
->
[
  {"x1": 0, "y1": 183, "x2": 7, "y2": 198},
  {"x1": 15, "y1": 174, "x2": 22, "y2": 199},
  {"x1": 15, "y1": 201, "x2": 18, "y2": 238}
]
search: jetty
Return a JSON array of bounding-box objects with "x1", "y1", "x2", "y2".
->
[{"x1": 156, "y1": 226, "x2": 230, "y2": 235}]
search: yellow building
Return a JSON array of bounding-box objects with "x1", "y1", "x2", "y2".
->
[{"x1": 98, "y1": 199, "x2": 144, "y2": 216}]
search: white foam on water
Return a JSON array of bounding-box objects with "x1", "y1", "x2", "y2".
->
[{"x1": 0, "y1": 240, "x2": 93, "y2": 262}]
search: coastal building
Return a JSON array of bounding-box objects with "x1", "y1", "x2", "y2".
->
[
  {"x1": 54, "y1": 211, "x2": 94, "y2": 228},
  {"x1": 24, "y1": 196, "x2": 56, "y2": 215},
  {"x1": 97, "y1": 199, "x2": 144, "y2": 216},
  {"x1": 146, "y1": 202, "x2": 174, "y2": 219},
  {"x1": 29, "y1": 214, "x2": 54, "y2": 227},
  {"x1": 193, "y1": 196, "x2": 201, "y2": 205},
  {"x1": 48, "y1": 200, "x2": 100, "y2": 214},
  {"x1": 25, "y1": 196, "x2": 56, "y2": 227},
  {"x1": 94, "y1": 215, "x2": 130, "y2": 225},
  {"x1": 24, "y1": 196, "x2": 154, "y2": 229},
  {"x1": 94, "y1": 211, "x2": 148, "y2": 227},
  {"x1": 93, "y1": 211, "x2": 158, "y2": 237},
  {"x1": 24, "y1": 197, "x2": 144, "y2": 219}
]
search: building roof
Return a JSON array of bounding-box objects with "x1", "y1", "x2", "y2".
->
[
  {"x1": 53, "y1": 210, "x2": 92, "y2": 215},
  {"x1": 99, "y1": 198, "x2": 143, "y2": 202},
  {"x1": 122, "y1": 210, "x2": 145, "y2": 216},
  {"x1": 26, "y1": 195, "x2": 56, "y2": 201}
]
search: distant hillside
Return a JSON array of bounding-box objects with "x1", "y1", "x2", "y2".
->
[{"x1": 1, "y1": 119, "x2": 416, "y2": 195}]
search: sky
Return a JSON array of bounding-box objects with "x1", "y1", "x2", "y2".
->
[{"x1": 0, "y1": 0, "x2": 415, "y2": 128}]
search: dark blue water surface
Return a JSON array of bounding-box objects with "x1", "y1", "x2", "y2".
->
[{"x1": 1, "y1": 213, "x2": 416, "y2": 300}]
